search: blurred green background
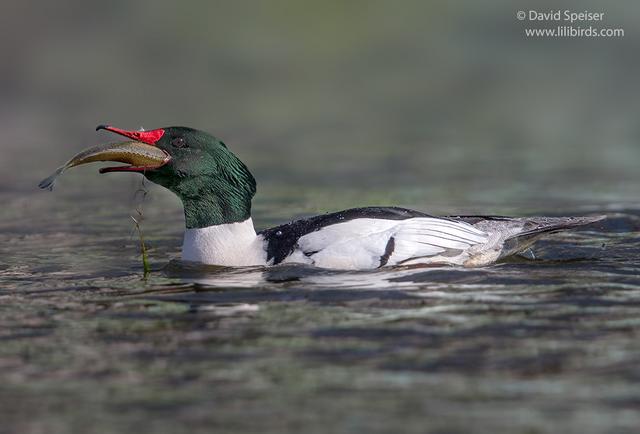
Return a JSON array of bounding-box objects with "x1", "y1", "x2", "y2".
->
[{"x1": 2, "y1": 0, "x2": 638, "y2": 212}]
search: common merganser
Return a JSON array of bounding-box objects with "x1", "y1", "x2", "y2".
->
[{"x1": 42, "y1": 125, "x2": 605, "y2": 270}]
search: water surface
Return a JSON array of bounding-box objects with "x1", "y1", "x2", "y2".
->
[{"x1": 1, "y1": 170, "x2": 639, "y2": 433}]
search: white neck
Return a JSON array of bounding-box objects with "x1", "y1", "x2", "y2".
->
[{"x1": 181, "y1": 218, "x2": 267, "y2": 266}]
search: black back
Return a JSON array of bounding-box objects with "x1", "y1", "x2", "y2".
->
[
  {"x1": 259, "y1": 206, "x2": 433, "y2": 265},
  {"x1": 448, "y1": 215, "x2": 511, "y2": 225}
]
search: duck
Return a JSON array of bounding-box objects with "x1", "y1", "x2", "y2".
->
[{"x1": 68, "y1": 125, "x2": 605, "y2": 270}]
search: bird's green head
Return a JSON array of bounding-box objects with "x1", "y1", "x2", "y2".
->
[{"x1": 97, "y1": 125, "x2": 256, "y2": 229}]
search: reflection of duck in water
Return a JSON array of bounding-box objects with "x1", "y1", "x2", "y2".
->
[{"x1": 41, "y1": 125, "x2": 605, "y2": 270}]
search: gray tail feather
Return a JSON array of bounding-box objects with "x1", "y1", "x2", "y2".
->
[
  {"x1": 502, "y1": 215, "x2": 606, "y2": 256},
  {"x1": 510, "y1": 215, "x2": 606, "y2": 239}
]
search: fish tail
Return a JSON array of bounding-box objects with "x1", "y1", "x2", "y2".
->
[{"x1": 38, "y1": 166, "x2": 66, "y2": 190}]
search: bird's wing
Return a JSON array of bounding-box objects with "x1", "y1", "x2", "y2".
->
[
  {"x1": 296, "y1": 217, "x2": 488, "y2": 269},
  {"x1": 386, "y1": 217, "x2": 488, "y2": 265}
]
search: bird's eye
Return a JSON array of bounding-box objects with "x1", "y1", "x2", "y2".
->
[{"x1": 171, "y1": 137, "x2": 187, "y2": 148}]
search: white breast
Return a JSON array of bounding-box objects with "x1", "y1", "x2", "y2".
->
[{"x1": 181, "y1": 218, "x2": 267, "y2": 266}]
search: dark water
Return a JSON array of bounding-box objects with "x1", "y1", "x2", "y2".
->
[{"x1": 2, "y1": 170, "x2": 640, "y2": 433}]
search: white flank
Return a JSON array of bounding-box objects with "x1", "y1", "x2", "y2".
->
[
  {"x1": 180, "y1": 216, "x2": 494, "y2": 269},
  {"x1": 297, "y1": 217, "x2": 489, "y2": 269},
  {"x1": 182, "y1": 218, "x2": 267, "y2": 266}
]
